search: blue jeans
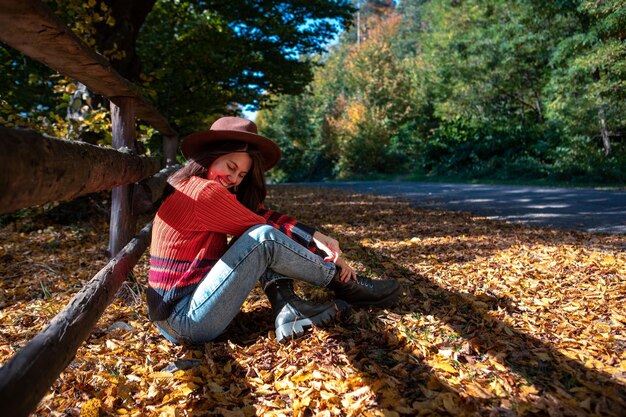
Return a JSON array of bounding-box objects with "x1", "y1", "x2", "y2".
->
[{"x1": 154, "y1": 225, "x2": 337, "y2": 343}]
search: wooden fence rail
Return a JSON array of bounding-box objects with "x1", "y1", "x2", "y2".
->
[
  {"x1": 0, "y1": 127, "x2": 161, "y2": 215},
  {"x1": 133, "y1": 164, "x2": 182, "y2": 214},
  {"x1": 0, "y1": 222, "x2": 154, "y2": 417}
]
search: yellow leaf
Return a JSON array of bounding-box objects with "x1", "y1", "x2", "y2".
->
[
  {"x1": 489, "y1": 380, "x2": 507, "y2": 397},
  {"x1": 464, "y1": 383, "x2": 491, "y2": 399},
  {"x1": 519, "y1": 385, "x2": 539, "y2": 396},
  {"x1": 601, "y1": 255, "x2": 616, "y2": 266},
  {"x1": 150, "y1": 371, "x2": 174, "y2": 379},
  {"x1": 563, "y1": 303, "x2": 580, "y2": 312},
  {"x1": 294, "y1": 396, "x2": 311, "y2": 409},
  {"x1": 320, "y1": 390, "x2": 334, "y2": 400},
  {"x1": 611, "y1": 311, "x2": 626, "y2": 324},
  {"x1": 274, "y1": 379, "x2": 293, "y2": 391},
  {"x1": 426, "y1": 375, "x2": 442, "y2": 391},
  {"x1": 431, "y1": 359, "x2": 458, "y2": 374},
  {"x1": 177, "y1": 382, "x2": 198, "y2": 396},
  {"x1": 346, "y1": 385, "x2": 370, "y2": 398},
  {"x1": 146, "y1": 384, "x2": 162, "y2": 400},
  {"x1": 80, "y1": 398, "x2": 101, "y2": 417},
  {"x1": 323, "y1": 379, "x2": 342, "y2": 392},
  {"x1": 291, "y1": 370, "x2": 310, "y2": 382}
]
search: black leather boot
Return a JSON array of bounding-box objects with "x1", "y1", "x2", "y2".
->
[
  {"x1": 264, "y1": 279, "x2": 349, "y2": 343},
  {"x1": 327, "y1": 268, "x2": 401, "y2": 307}
]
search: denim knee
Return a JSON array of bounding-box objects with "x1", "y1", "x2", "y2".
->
[{"x1": 245, "y1": 224, "x2": 279, "y2": 242}]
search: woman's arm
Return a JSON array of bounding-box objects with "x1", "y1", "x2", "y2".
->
[
  {"x1": 313, "y1": 231, "x2": 356, "y2": 282},
  {"x1": 256, "y1": 207, "x2": 316, "y2": 249},
  {"x1": 312, "y1": 231, "x2": 341, "y2": 262}
]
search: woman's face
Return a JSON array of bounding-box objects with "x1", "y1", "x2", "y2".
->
[{"x1": 207, "y1": 151, "x2": 253, "y2": 189}]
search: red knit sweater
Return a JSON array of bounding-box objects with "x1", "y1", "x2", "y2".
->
[{"x1": 147, "y1": 176, "x2": 316, "y2": 320}]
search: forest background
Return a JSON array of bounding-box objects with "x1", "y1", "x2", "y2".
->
[
  {"x1": 258, "y1": 0, "x2": 626, "y2": 184},
  {"x1": 1, "y1": 0, "x2": 625, "y2": 186}
]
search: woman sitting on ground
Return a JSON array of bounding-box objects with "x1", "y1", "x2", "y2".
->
[{"x1": 148, "y1": 116, "x2": 400, "y2": 344}]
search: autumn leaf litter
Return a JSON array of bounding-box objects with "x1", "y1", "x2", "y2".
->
[{"x1": 1, "y1": 186, "x2": 625, "y2": 416}]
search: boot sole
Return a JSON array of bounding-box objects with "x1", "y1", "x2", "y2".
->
[
  {"x1": 275, "y1": 302, "x2": 349, "y2": 343},
  {"x1": 344, "y1": 285, "x2": 402, "y2": 308}
]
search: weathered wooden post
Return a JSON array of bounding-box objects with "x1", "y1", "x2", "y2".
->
[
  {"x1": 108, "y1": 97, "x2": 136, "y2": 257},
  {"x1": 164, "y1": 135, "x2": 179, "y2": 166}
]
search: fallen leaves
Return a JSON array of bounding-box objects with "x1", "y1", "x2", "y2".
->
[{"x1": 1, "y1": 186, "x2": 625, "y2": 416}]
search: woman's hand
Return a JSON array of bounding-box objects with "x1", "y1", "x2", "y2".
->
[
  {"x1": 313, "y1": 231, "x2": 342, "y2": 262},
  {"x1": 335, "y1": 257, "x2": 357, "y2": 283}
]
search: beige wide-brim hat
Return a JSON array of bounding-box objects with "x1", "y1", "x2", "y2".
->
[{"x1": 181, "y1": 116, "x2": 281, "y2": 171}]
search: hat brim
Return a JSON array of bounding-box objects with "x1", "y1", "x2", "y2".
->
[{"x1": 181, "y1": 129, "x2": 281, "y2": 171}]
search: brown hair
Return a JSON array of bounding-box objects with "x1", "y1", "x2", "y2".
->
[{"x1": 168, "y1": 140, "x2": 267, "y2": 211}]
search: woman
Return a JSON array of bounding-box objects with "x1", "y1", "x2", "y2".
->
[{"x1": 148, "y1": 116, "x2": 400, "y2": 344}]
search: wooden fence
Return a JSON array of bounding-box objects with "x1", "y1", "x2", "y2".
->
[{"x1": 0, "y1": 1, "x2": 180, "y2": 415}]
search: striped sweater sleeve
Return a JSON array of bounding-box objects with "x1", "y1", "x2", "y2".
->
[{"x1": 256, "y1": 206, "x2": 317, "y2": 249}]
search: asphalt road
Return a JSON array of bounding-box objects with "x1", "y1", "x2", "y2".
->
[{"x1": 289, "y1": 181, "x2": 626, "y2": 234}]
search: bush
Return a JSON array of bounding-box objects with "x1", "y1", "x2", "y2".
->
[
  {"x1": 418, "y1": 117, "x2": 561, "y2": 180},
  {"x1": 549, "y1": 136, "x2": 626, "y2": 183}
]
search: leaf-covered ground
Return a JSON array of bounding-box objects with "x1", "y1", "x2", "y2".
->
[{"x1": 1, "y1": 186, "x2": 625, "y2": 416}]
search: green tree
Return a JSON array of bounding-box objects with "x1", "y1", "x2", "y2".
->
[
  {"x1": 330, "y1": 14, "x2": 418, "y2": 176},
  {"x1": 544, "y1": 0, "x2": 626, "y2": 157},
  {"x1": 256, "y1": 92, "x2": 331, "y2": 182},
  {"x1": 421, "y1": 0, "x2": 555, "y2": 124},
  {"x1": 260, "y1": 1, "x2": 432, "y2": 180},
  {"x1": 1, "y1": 0, "x2": 354, "y2": 138},
  {"x1": 138, "y1": 0, "x2": 355, "y2": 134}
]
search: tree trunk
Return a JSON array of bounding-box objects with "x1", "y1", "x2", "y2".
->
[
  {"x1": 533, "y1": 90, "x2": 543, "y2": 123},
  {"x1": 95, "y1": 0, "x2": 157, "y2": 81},
  {"x1": 0, "y1": 127, "x2": 160, "y2": 215},
  {"x1": 0, "y1": 222, "x2": 152, "y2": 417},
  {"x1": 598, "y1": 107, "x2": 611, "y2": 156}
]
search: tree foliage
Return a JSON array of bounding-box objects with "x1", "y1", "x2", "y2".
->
[
  {"x1": 0, "y1": 0, "x2": 354, "y2": 140},
  {"x1": 259, "y1": 0, "x2": 626, "y2": 183}
]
